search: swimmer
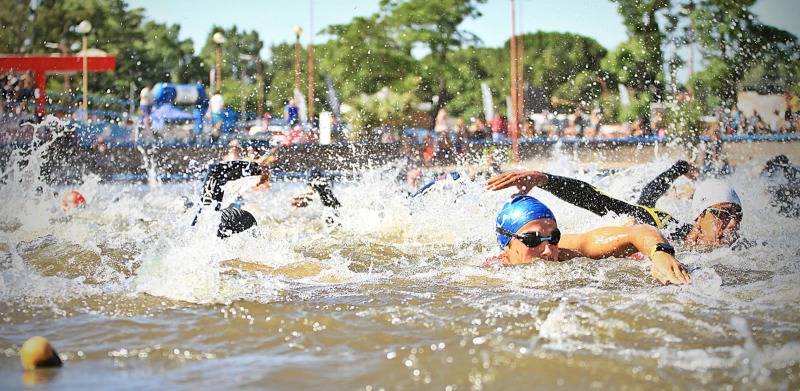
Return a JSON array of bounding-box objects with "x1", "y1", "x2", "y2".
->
[
  {"x1": 291, "y1": 168, "x2": 341, "y2": 209},
  {"x1": 487, "y1": 164, "x2": 742, "y2": 251},
  {"x1": 760, "y1": 154, "x2": 800, "y2": 217},
  {"x1": 411, "y1": 171, "x2": 461, "y2": 198},
  {"x1": 61, "y1": 190, "x2": 86, "y2": 212},
  {"x1": 20, "y1": 336, "x2": 62, "y2": 370},
  {"x1": 486, "y1": 195, "x2": 690, "y2": 285},
  {"x1": 192, "y1": 160, "x2": 340, "y2": 226},
  {"x1": 217, "y1": 206, "x2": 257, "y2": 238}
]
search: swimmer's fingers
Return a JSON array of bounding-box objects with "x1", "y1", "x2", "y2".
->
[
  {"x1": 651, "y1": 255, "x2": 691, "y2": 285},
  {"x1": 486, "y1": 172, "x2": 517, "y2": 190},
  {"x1": 679, "y1": 263, "x2": 692, "y2": 284},
  {"x1": 685, "y1": 165, "x2": 700, "y2": 181},
  {"x1": 487, "y1": 172, "x2": 533, "y2": 194}
]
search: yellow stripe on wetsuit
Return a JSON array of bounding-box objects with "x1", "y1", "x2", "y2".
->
[
  {"x1": 637, "y1": 204, "x2": 670, "y2": 229},
  {"x1": 591, "y1": 184, "x2": 671, "y2": 229}
]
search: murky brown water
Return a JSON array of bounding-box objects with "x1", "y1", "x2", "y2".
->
[{"x1": 1, "y1": 150, "x2": 798, "y2": 390}]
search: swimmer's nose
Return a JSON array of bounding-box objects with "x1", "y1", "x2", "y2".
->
[{"x1": 540, "y1": 242, "x2": 556, "y2": 261}]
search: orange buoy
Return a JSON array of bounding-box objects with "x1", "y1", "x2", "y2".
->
[
  {"x1": 20, "y1": 336, "x2": 62, "y2": 370},
  {"x1": 61, "y1": 190, "x2": 86, "y2": 212}
]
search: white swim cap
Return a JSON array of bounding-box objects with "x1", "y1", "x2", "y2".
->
[{"x1": 691, "y1": 179, "x2": 741, "y2": 219}]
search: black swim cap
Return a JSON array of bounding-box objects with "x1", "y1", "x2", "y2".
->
[{"x1": 217, "y1": 207, "x2": 257, "y2": 238}]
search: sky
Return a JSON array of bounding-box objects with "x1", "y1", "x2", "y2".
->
[{"x1": 126, "y1": 0, "x2": 799, "y2": 76}]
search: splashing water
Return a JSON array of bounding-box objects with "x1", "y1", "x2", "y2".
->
[{"x1": 0, "y1": 138, "x2": 798, "y2": 390}]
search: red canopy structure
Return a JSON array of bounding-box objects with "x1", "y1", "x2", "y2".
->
[{"x1": 0, "y1": 54, "x2": 116, "y2": 116}]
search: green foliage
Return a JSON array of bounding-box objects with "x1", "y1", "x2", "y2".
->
[
  {"x1": 602, "y1": 38, "x2": 663, "y2": 98},
  {"x1": 517, "y1": 32, "x2": 607, "y2": 104},
  {"x1": 691, "y1": 0, "x2": 799, "y2": 106},
  {"x1": 317, "y1": 15, "x2": 416, "y2": 100},
  {"x1": 618, "y1": 92, "x2": 653, "y2": 123},
  {"x1": 688, "y1": 58, "x2": 728, "y2": 111},
  {"x1": 664, "y1": 100, "x2": 707, "y2": 139},
  {"x1": 341, "y1": 88, "x2": 419, "y2": 140},
  {"x1": 610, "y1": 0, "x2": 669, "y2": 101},
  {"x1": 434, "y1": 46, "x2": 493, "y2": 118},
  {"x1": 263, "y1": 42, "x2": 299, "y2": 115},
  {"x1": 380, "y1": 0, "x2": 487, "y2": 111},
  {"x1": 0, "y1": 0, "x2": 795, "y2": 132},
  {"x1": 551, "y1": 71, "x2": 604, "y2": 110}
]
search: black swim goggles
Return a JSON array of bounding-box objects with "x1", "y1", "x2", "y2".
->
[
  {"x1": 706, "y1": 206, "x2": 742, "y2": 225},
  {"x1": 496, "y1": 227, "x2": 561, "y2": 248}
]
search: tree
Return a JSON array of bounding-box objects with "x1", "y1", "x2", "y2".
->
[
  {"x1": 379, "y1": 0, "x2": 487, "y2": 112},
  {"x1": 316, "y1": 15, "x2": 416, "y2": 104},
  {"x1": 263, "y1": 42, "x2": 298, "y2": 117},
  {"x1": 692, "y1": 0, "x2": 799, "y2": 107},
  {"x1": 611, "y1": 0, "x2": 670, "y2": 101},
  {"x1": 197, "y1": 26, "x2": 266, "y2": 116},
  {"x1": 428, "y1": 46, "x2": 494, "y2": 118}
]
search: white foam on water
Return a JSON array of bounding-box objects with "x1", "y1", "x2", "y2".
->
[{"x1": 1, "y1": 135, "x2": 798, "y2": 387}]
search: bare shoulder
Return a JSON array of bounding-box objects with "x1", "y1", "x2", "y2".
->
[{"x1": 557, "y1": 226, "x2": 639, "y2": 260}]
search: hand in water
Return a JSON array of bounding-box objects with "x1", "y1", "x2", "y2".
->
[
  {"x1": 650, "y1": 252, "x2": 691, "y2": 285},
  {"x1": 291, "y1": 192, "x2": 313, "y2": 209},
  {"x1": 486, "y1": 171, "x2": 548, "y2": 197},
  {"x1": 684, "y1": 164, "x2": 700, "y2": 181}
]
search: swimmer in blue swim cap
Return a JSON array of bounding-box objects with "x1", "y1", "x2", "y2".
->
[
  {"x1": 488, "y1": 166, "x2": 743, "y2": 251},
  {"x1": 490, "y1": 195, "x2": 691, "y2": 285}
]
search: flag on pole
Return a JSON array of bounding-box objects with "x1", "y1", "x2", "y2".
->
[
  {"x1": 618, "y1": 84, "x2": 630, "y2": 107},
  {"x1": 324, "y1": 73, "x2": 341, "y2": 119},
  {"x1": 294, "y1": 88, "x2": 308, "y2": 125},
  {"x1": 481, "y1": 82, "x2": 494, "y2": 120}
]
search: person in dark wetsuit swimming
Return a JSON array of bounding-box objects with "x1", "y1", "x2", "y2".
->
[
  {"x1": 192, "y1": 160, "x2": 341, "y2": 231},
  {"x1": 760, "y1": 154, "x2": 800, "y2": 218},
  {"x1": 486, "y1": 160, "x2": 743, "y2": 252}
]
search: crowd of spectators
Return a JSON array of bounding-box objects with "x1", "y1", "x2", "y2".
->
[
  {"x1": 0, "y1": 70, "x2": 38, "y2": 117},
  {"x1": 714, "y1": 94, "x2": 800, "y2": 135}
]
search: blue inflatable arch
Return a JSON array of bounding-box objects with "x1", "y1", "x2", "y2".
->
[{"x1": 151, "y1": 83, "x2": 210, "y2": 133}]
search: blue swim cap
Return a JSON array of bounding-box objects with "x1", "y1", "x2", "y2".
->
[{"x1": 496, "y1": 195, "x2": 556, "y2": 249}]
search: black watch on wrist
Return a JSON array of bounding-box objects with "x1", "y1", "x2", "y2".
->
[{"x1": 653, "y1": 242, "x2": 676, "y2": 256}]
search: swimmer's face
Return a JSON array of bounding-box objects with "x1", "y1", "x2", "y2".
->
[
  {"x1": 688, "y1": 202, "x2": 742, "y2": 250},
  {"x1": 505, "y1": 218, "x2": 559, "y2": 264}
]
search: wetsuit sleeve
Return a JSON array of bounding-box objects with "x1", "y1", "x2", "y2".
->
[
  {"x1": 200, "y1": 161, "x2": 262, "y2": 208},
  {"x1": 311, "y1": 182, "x2": 341, "y2": 209},
  {"x1": 540, "y1": 173, "x2": 641, "y2": 218},
  {"x1": 636, "y1": 160, "x2": 691, "y2": 208},
  {"x1": 669, "y1": 222, "x2": 693, "y2": 243}
]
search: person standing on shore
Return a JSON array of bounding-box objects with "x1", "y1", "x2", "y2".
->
[
  {"x1": 490, "y1": 113, "x2": 508, "y2": 142},
  {"x1": 284, "y1": 99, "x2": 299, "y2": 127},
  {"x1": 209, "y1": 92, "x2": 225, "y2": 142}
]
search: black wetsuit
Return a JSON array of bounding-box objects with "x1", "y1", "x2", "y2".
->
[
  {"x1": 192, "y1": 161, "x2": 341, "y2": 226},
  {"x1": 540, "y1": 161, "x2": 694, "y2": 242},
  {"x1": 200, "y1": 160, "x2": 264, "y2": 210},
  {"x1": 761, "y1": 155, "x2": 800, "y2": 217}
]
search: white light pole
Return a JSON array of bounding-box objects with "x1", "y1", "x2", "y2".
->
[
  {"x1": 293, "y1": 26, "x2": 302, "y2": 93},
  {"x1": 76, "y1": 20, "x2": 92, "y2": 122},
  {"x1": 213, "y1": 32, "x2": 226, "y2": 94}
]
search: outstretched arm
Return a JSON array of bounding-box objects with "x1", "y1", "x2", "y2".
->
[
  {"x1": 558, "y1": 224, "x2": 691, "y2": 285},
  {"x1": 192, "y1": 161, "x2": 264, "y2": 226},
  {"x1": 487, "y1": 171, "x2": 639, "y2": 218},
  {"x1": 199, "y1": 161, "x2": 263, "y2": 207},
  {"x1": 292, "y1": 181, "x2": 341, "y2": 209},
  {"x1": 636, "y1": 160, "x2": 696, "y2": 207}
]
